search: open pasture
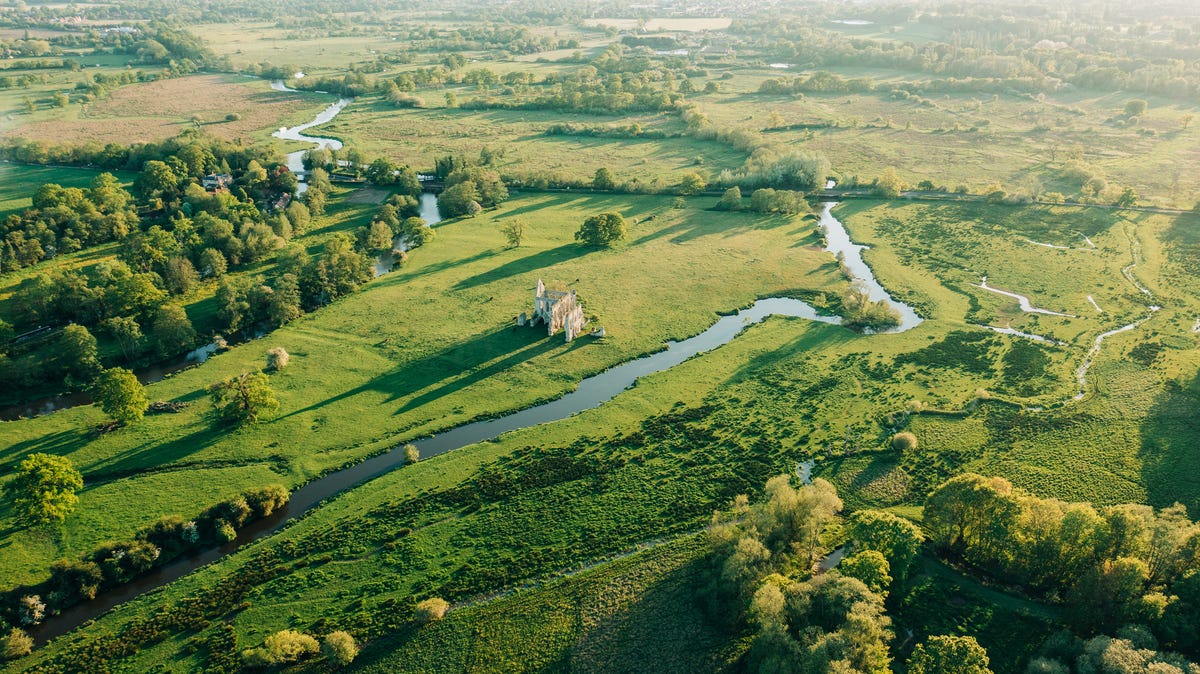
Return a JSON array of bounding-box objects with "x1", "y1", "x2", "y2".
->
[
  {"x1": 0, "y1": 191, "x2": 843, "y2": 589},
  {"x1": 2, "y1": 74, "x2": 333, "y2": 147}
]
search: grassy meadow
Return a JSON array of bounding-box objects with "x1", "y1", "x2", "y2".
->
[
  {"x1": 0, "y1": 190, "x2": 847, "y2": 589},
  {"x1": 4, "y1": 9, "x2": 1200, "y2": 671}
]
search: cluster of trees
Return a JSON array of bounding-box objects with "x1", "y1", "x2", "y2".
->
[
  {"x1": 706, "y1": 475, "x2": 986, "y2": 674},
  {"x1": 926, "y1": 474, "x2": 1200, "y2": 653},
  {"x1": 437, "y1": 162, "x2": 508, "y2": 217},
  {"x1": 212, "y1": 232, "x2": 370, "y2": 336},
  {"x1": 1, "y1": 173, "x2": 137, "y2": 272},
  {"x1": 0, "y1": 484, "x2": 288, "y2": 634},
  {"x1": 365, "y1": 193, "x2": 431, "y2": 252},
  {"x1": 838, "y1": 285, "x2": 902, "y2": 332}
]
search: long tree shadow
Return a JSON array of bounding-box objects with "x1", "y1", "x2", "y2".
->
[
  {"x1": 0, "y1": 429, "x2": 91, "y2": 469},
  {"x1": 452, "y1": 244, "x2": 584, "y2": 291},
  {"x1": 80, "y1": 419, "x2": 229, "y2": 482},
  {"x1": 277, "y1": 324, "x2": 559, "y2": 422},
  {"x1": 1139, "y1": 371, "x2": 1200, "y2": 515}
]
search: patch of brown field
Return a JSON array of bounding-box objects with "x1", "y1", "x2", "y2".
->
[{"x1": 2, "y1": 74, "x2": 325, "y2": 146}]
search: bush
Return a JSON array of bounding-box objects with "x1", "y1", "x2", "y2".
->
[
  {"x1": 244, "y1": 484, "x2": 289, "y2": 518},
  {"x1": 892, "y1": 431, "x2": 918, "y2": 451},
  {"x1": 2, "y1": 628, "x2": 32, "y2": 661},
  {"x1": 225, "y1": 112, "x2": 241, "y2": 122},
  {"x1": 415, "y1": 597, "x2": 450, "y2": 624},
  {"x1": 404, "y1": 444, "x2": 420, "y2": 464},
  {"x1": 322, "y1": 631, "x2": 358, "y2": 666},
  {"x1": 243, "y1": 629, "x2": 318, "y2": 667},
  {"x1": 265, "y1": 347, "x2": 289, "y2": 371}
]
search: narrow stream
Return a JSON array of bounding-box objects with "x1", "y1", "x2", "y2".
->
[
  {"x1": 269, "y1": 79, "x2": 351, "y2": 190},
  {"x1": 30, "y1": 198, "x2": 920, "y2": 643},
  {"x1": 976, "y1": 276, "x2": 1076, "y2": 317},
  {"x1": 1074, "y1": 306, "x2": 1160, "y2": 400}
]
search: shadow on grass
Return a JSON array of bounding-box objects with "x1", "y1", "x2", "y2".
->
[
  {"x1": 80, "y1": 419, "x2": 228, "y2": 483},
  {"x1": 1139, "y1": 371, "x2": 1200, "y2": 514},
  {"x1": 451, "y1": 244, "x2": 583, "y2": 291},
  {"x1": 0, "y1": 428, "x2": 90, "y2": 468},
  {"x1": 277, "y1": 324, "x2": 558, "y2": 422}
]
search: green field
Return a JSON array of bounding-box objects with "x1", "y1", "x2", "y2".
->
[
  {"x1": 4, "y1": 4, "x2": 1200, "y2": 671},
  {"x1": 0, "y1": 190, "x2": 847, "y2": 589}
]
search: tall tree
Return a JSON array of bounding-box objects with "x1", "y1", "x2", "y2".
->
[
  {"x1": 3, "y1": 453, "x2": 84, "y2": 527},
  {"x1": 93, "y1": 367, "x2": 149, "y2": 425},
  {"x1": 209, "y1": 371, "x2": 279, "y2": 425}
]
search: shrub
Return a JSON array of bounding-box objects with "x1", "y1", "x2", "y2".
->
[
  {"x1": 415, "y1": 597, "x2": 450, "y2": 624},
  {"x1": 213, "y1": 519, "x2": 237, "y2": 543},
  {"x1": 2, "y1": 628, "x2": 32, "y2": 661},
  {"x1": 322, "y1": 631, "x2": 358, "y2": 666},
  {"x1": 244, "y1": 485, "x2": 289, "y2": 518},
  {"x1": 404, "y1": 444, "x2": 420, "y2": 464},
  {"x1": 17, "y1": 596, "x2": 45, "y2": 626},
  {"x1": 225, "y1": 112, "x2": 241, "y2": 121},
  {"x1": 242, "y1": 629, "x2": 318, "y2": 667},
  {"x1": 892, "y1": 432, "x2": 918, "y2": 451},
  {"x1": 265, "y1": 347, "x2": 289, "y2": 371}
]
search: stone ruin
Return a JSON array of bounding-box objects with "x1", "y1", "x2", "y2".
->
[{"x1": 518, "y1": 279, "x2": 587, "y2": 342}]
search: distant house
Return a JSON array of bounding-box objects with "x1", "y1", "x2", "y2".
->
[
  {"x1": 270, "y1": 193, "x2": 291, "y2": 211},
  {"x1": 202, "y1": 173, "x2": 233, "y2": 192}
]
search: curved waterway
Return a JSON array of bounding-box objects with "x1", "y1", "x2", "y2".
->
[
  {"x1": 31, "y1": 200, "x2": 920, "y2": 643},
  {"x1": 270, "y1": 79, "x2": 351, "y2": 189}
]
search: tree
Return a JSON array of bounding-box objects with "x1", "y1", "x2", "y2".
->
[
  {"x1": 4, "y1": 453, "x2": 84, "y2": 527},
  {"x1": 840, "y1": 550, "x2": 893, "y2": 596},
  {"x1": 209, "y1": 371, "x2": 279, "y2": 425},
  {"x1": 152, "y1": 304, "x2": 196, "y2": 356},
  {"x1": 198, "y1": 247, "x2": 227, "y2": 278},
  {"x1": 500, "y1": 218, "x2": 527, "y2": 248},
  {"x1": 875, "y1": 167, "x2": 904, "y2": 198},
  {"x1": 1114, "y1": 187, "x2": 1138, "y2": 208},
  {"x1": 575, "y1": 212, "x2": 627, "y2": 246},
  {"x1": 163, "y1": 256, "x2": 199, "y2": 295},
  {"x1": 592, "y1": 167, "x2": 617, "y2": 190},
  {"x1": 367, "y1": 220, "x2": 393, "y2": 251},
  {"x1": 322, "y1": 631, "x2": 358, "y2": 666},
  {"x1": 267, "y1": 273, "x2": 302, "y2": 326},
  {"x1": 848, "y1": 510, "x2": 924, "y2": 581},
  {"x1": 678, "y1": 171, "x2": 707, "y2": 195},
  {"x1": 405, "y1": 444, "x2": 420, "y2": 464},
  {"x1": 58, "y1": 324, "x2": 102, "y2": 383},
  {"x1": 2, "y1": 628, "x2": 33, "y2": 661},
  {"x1": 136, "y1": 160, "x2": 179, "y2": 204},
  {"x1": 1124, "y1": 99, "x2": 1148, "y2": 117},
  {"x1": 718, "y1": 186, "x2": 743, "y2": 211},
  {"x1": 415, "y1": 597, "x2": 450, "y2": 623},
  {"x1": 437, "y1": 181, "x2": 480, "y2": 217},
  {"x1": 103, "y1": 316, "x2": 143, "y2": 361},
  {"x1": 93, "y1": 367, "x2": 148, "y2": 425},
  {"x1": 908, "y1": 635, "x2": 993, "y2": 674}
]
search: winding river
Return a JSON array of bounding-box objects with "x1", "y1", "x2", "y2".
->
[
  {"x1": 30, "y1": 197, "x2": 920, "y2": 643},
  {"x1": 269, "y1": 79, "x2": 352, "y2": 190}
]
